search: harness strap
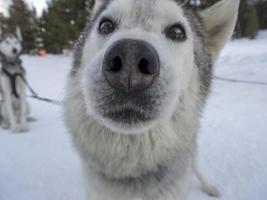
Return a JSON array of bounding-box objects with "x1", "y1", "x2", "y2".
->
[
  {"x1": 0, "y1": 55, "x2": 61, "y2": 105},
  {"x1": 20, "y1": 76, "x2": 62, "y2": 105},
  {"x1": 1, "y1": 67, "x2": 23, "y2": 98}
]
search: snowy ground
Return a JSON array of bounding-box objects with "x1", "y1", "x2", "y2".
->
[{"x1": 1, "y1": 31, "x2": 267, "y2": 200}]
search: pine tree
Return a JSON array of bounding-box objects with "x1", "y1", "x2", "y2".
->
[
  {"x1": 39, "y1": 0, "x2": 93, "y2": 54},
  {"x1": 238, "y1": 0, "x2": 259, "y2": 39},
  {"x1": 7, "y1": 0, "x2": 38, "y2": 52},
  {"x1": 245, "y1": 5, "x2": 259, "y2": 39},
  {"x1": 256, "y1": 0, "x2": 267, "y2": 30}
]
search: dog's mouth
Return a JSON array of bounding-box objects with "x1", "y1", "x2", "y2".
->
[
  {"x1": 84, "y1": 65, "x2": 163, "y2": 131},
  {"x1": 102, "y1": 106, "x2": 155, "y2": 124},
  {"x1": 91, "y1": 87, "x2": 162, "y2": 128}
]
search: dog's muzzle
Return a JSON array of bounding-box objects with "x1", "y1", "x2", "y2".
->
[
  {"x1": 102, "y1": 39, "x2": 160, "y2": 94},
  {"x1": 12, "y1": 48, "x2": 18, "y2": 55}
]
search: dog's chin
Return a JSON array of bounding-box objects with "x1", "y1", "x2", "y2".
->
[
  {"x1": 102, "y1": 119, "x2": 156, "y2": 135},
  {"x1": 93, "y1": 107, "x2": 158, "y2": 134},
  {"x1": 3, "y1": 53, "x2": 19, "y2": 61}
]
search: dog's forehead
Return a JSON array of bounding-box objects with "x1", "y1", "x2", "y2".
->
[
  {"x1": 101, "y1": 0, "x2": 187, "y2": 30},
  {"x1": 1, "y1": 34, "x2": 17, "y2": 42}
]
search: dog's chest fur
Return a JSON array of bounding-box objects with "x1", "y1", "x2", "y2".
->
[{"x1": 65, "y1": 68, "x2": 201, "y2": 199}]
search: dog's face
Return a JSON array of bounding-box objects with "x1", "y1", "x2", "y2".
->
[
  {"x1": 82, "y1": 0, "x2": 194, "y2": 133},
  {"x1": 0, "y1": 28, "x2": 23, "y2": 59},
  {"x1": 78, "y1": 0, "x2": 239, "y2": 133},
  {"x1": 0, "y1": 35, "x2": 22, "y2": 58}
]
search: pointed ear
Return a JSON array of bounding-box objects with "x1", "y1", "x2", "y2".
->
[
  {"x1": 16, "y1": 27, "x2": 23, "y2": 41},
  {"x1": 200, "y1": 0, "x2": 240, "y2": 60}
]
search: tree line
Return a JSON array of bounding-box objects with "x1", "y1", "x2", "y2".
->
[{"x1": 0, "y1": 0, "x2": 266, "y2": 54}]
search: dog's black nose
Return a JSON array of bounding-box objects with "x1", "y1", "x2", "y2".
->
[
  {"x1": 13, "y1": 48, "x2": 18, "y2": 54},
  {"x1": 103, "y1": 39, "x2": 160, "y2": 94}
]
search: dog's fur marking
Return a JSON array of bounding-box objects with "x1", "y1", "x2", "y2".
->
[{"x1": 64, "y1": 0, "x2": 240, "y2": 199}]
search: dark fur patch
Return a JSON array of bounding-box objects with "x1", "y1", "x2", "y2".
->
[{"x1": 182, "y1": 7, "x2": 213, "y2": 100}]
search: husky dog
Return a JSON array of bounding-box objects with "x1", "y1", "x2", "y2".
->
[
  {"x1": 64, "y1": 0, "x2": 239, "y2": 199},
  {"x1": 0, "y1": 27, "x2": 30, "y2": 133}
]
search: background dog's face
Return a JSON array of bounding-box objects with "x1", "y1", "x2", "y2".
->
[
  {"x1": 0, "y1": 28, "x2": 23, "y2": 59},
  {"x1": 0, "y1": 35, "x2": 22, "y2": 59},
  {"x1": 79, "y1": 0, "x2": 239, "y2": 134}
]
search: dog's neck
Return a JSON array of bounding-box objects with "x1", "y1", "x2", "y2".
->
[
  {"x1": 96, "y1": 164, "x2": 169, "y2": 190},
  {"x1": 0, "y1": 53, "x2": 21, "y2": 67},
  {"x1": 0, "y1": 53, "x2": 24, "y2": 99},
  {"x1": 0, "y1": 53, "x2": 24, "y2": 76}
]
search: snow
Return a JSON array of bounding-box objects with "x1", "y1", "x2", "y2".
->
[
  {"x1": 190, "y1": 31, "x2": 267, "y2": 200},
  {"x1": 1, "y1": 31, "x2": 267, "y2": 200}
]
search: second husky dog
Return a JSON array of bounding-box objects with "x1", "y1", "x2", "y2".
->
[
  {"x1": 64, "y1": 0, "x2": 240, "y2": 199},
  {"x1": 0, "y1": 27, "x2": 30, "y2": 133}
]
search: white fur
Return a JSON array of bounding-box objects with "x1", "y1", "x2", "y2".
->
[{"x1": 64, "y1": 0, "x2": 239, "y2": 199}]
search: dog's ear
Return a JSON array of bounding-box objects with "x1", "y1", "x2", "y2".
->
[
  {"x1": 16, "y1": 27, "x2": 23, "y2": 41},
  {"x1": 200, "y1": 0, "x2": 240, "y2": 60}
]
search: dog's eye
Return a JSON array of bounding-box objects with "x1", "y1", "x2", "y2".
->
[
  {"x1": 165, "y1": 24, "x2": 186, "y2": 41},
  {"x1": 98, "y1": 19, "x2": 116, "y2": 35}
]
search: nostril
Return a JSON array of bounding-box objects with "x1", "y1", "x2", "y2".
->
[
  {"x1": 106, "y1": 56, "x2": 122, "y2": 72},
  {"x1": 13, "y1": 48, "x2": 18, "y2": 54},
  {"x1": 138, "y1": 58, "x2": 155, "y2": 75},
  {"x1": 112, "y1": 56, "x2": 122, "y2": 72},
  {"x1": 103, "y1": 39, "x2": 161, "y2": 93}
]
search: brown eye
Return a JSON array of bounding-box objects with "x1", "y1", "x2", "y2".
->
[
  {"x1": 166, "y1": 24, "x2": 186, "y2": 41},
  {"x1": 98, "y1": 19, "x2": 116, "y2": 35}
]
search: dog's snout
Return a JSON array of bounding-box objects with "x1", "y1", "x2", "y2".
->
[
  {"x1": 12, "y1": 48, "x2": 18, "y2": 54},
  {"x1": 103, "y1": 39, "x2": 160, "y2": 93}
]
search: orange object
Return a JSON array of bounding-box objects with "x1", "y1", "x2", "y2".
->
[{"x1": 38, "y1": 49, "x2": 47, "y2": 56}]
